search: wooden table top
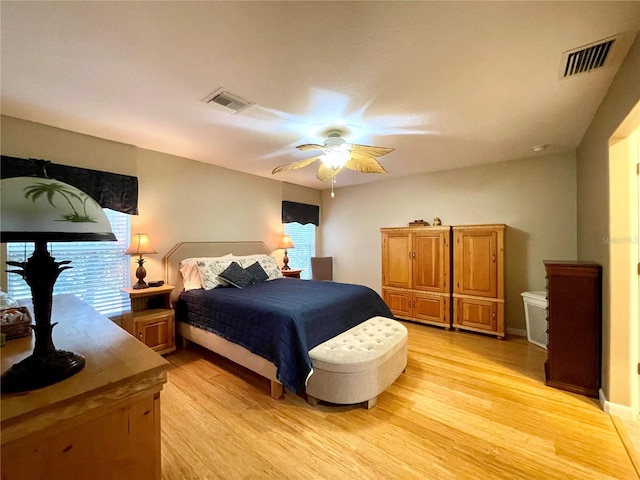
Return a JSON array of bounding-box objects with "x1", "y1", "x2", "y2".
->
[{"x1": 1, "y1": 294, "x2": 169, "y2": 444}]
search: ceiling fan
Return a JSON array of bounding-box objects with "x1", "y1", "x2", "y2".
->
[{"x1": 272, "y1": 130, "x2": 394, "y2": 186}]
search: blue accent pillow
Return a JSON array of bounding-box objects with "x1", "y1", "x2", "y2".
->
[
  {"x1": 218, "y1": 261, "x2": 256, "y2": 288},
  {"x1": 245, "y1": 261, "x2": 269, "y2": 283}
]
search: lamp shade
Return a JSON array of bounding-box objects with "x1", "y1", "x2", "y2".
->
[
  {"x1": 0, "y1": 177, "x2": 116, "y2": 242},
  {"x1": 278, "y1": 235, "x2": 295, "y2": 250},
  {"x1": 125, "y1": 233, "x2": 157, "y2": 256},
  {"x1": 0, "y1": 176, "x2": 116, "y2": 393}
]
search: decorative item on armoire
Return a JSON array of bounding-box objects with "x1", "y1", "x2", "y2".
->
[
  {"x1": 408, "y1": 219, "x2": 429, "y2": 227},
  {"x1": 433, "y1": 217, "x2": 442, "y2": 226},
  {"x1": 0, "y1": 176, "x2": 116, "y2": 392}
]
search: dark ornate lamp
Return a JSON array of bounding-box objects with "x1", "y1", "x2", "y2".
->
[
  {"x1": 125, "y1": 233, "x2": 157, "y2": 289},
  {"x1": 278, "y1": 235, "x2": 295, "y2": 270},
  {"x1": 0, "y1": 176, "x2": 116, "y2": 393}
]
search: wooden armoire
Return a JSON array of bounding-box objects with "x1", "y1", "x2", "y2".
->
[
  {"x1": 380, "y1": 226, "x2": 452, "y2": 328},
  {"x1": 452, "y1": 224, "x2": 506, "y2": 338}
]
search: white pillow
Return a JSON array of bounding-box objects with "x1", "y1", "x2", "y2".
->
[{"x1": 180, "y1": 254, "x2": 232, "y2": 290}]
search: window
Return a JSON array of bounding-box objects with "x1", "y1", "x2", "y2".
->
[
  {"x1": 6, "y1": 209, "x2": 130, "y2": 317},
  {"x1": 284, "y1": 222, "x2": 315, "y2": 280}
]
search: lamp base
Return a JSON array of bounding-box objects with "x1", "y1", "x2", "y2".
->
[
  {"x1": 133, "y1": 259, "x2": 149, "y2": 289},
  {"x1": 282, "y1": 249, "x2": 291, "y2": 270},
  {"x1": 1, "y1": 350, "x2": 86, "y2": 393}
]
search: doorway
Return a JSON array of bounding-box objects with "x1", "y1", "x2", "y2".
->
[{"x1": 609, "y1": 101, "x2": 640, "y2": 418}]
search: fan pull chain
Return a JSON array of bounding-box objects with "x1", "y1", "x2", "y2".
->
[{"x1": 331, "y1": 177, "x2": 336, "y2": 198}]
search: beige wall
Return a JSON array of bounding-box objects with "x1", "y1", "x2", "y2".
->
[
  {"x1": 0, "y1": 116, "x2": 318, "y2": 286},
  {"x1": 321, "y1": 152, "x2": 578, "y2": 332},
  {"x1": 576, "y1": 35, "x2": 640, "y2": 408},
  {"x1": 1, "y1": 116, "x2": 137, "y2": 176}
]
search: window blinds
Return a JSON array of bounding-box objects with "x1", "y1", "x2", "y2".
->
[{"x1": 284, "y1": 222, "x2": 316, "y2": 280}]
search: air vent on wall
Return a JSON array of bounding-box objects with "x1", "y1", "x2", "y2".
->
[
  {"x1": 202, "y1": 88, "x2": 254, "y2": 113},
  {"x1": 559, "y1": 31, "x2": 637, "y2": 80}
]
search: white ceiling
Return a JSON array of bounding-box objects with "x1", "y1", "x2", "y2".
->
[{"x1": 2, "y1": 1, "x2": 639, "y2": 190}]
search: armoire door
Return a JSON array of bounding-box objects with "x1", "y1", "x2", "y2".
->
[
  {"x1": 454, "y1": 228, "x2": 498, "y2": 298},
  {"x1": 382, "y1": 288, "x2": 413, "y2": 318},
  {"x1": 454, "y1": 297, "x2": 498, "y2": 332},
  {"x1": 382, "y1": 231, "x2": 412, "y2": 288},
  {"x1": 414, "y1": 293, "x2": 450, "y2": 325},
  {"x1": 413, "y1": 231, "x2": 449, "y2": 293}
]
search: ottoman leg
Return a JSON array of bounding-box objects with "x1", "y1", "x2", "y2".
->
[
  {"x1": 307, "y1": 395, "x2": 319, "y2": 406},
  {"x1": 362, "y1": 396, "x2": 378, "y2": 409}
]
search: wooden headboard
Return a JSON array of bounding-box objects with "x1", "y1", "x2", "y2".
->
[{"x1": 163, "y1": 241, "x2": 271, "y2": 300}]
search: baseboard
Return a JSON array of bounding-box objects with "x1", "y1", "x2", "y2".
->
[
  {"x1": 506, "y1": 327, "x2": 526, "y2": 338},
  {"x1": 600, "y1": 388, "x2": 636, "y2": 420}
]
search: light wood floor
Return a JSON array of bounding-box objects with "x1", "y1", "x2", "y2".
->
[{"x1": 161, "y1": 322, "x2": 638, "y2": 479}]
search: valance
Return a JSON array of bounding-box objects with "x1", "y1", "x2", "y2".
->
[
  {"x1": 1, "y1": 155, "x2": 139, "y2": 215},
  {"x1": 282, "y1": 201, "x2": 319, "y2": 226}
]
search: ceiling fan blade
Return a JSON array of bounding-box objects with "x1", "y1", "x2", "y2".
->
[
  {"x1": 272, "y1": 156, "x2": 321, "y2": 174},
  {"x1": 344, "y1": 155, "x2": 388, "y2": 174},
  {"x1": 296, "y1": 143, "x2": 325, "y2": 152},
  {"x1": 316, "y1": 163, "x2": 341, "y2": 182},
  {"x1": 349, "y1": 144, "x2": 395, "y2": 158}
]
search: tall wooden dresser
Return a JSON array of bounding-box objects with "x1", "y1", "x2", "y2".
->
[
  {"x1": 381, "y1": 226, "x2": 452, "y2": 328},
  {"x1": 452, "y1": 224, "x2": 506, "y2": 338},
  {"x1": 544, "y1": 261, "x2": 602, "y2": 398}
]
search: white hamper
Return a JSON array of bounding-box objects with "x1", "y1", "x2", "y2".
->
[{"x1": 521, "y1": 291, "x2": 548, "y2": 349}]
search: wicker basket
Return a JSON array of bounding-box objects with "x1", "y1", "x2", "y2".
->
[{"x1": 1, "y1": 306, "x2": 32, "y2": 339}]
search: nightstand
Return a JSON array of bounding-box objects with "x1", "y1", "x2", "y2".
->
[
  {"x1": 121, "y1": 284, "x2": 176, "y2": 355},
  {"x1": 281, "y1": 269, "x2": 302, "y2": 279}
]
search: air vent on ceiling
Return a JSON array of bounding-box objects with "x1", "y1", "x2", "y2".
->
[
  {"x1": 563, "y1": 39, "x2": 614, "y2": 77},
  {"x1": 559, "y1": 31, "x2": 637, "y2": 80},
  {"x1": 202, "y1": 88, "x2": 254, "y2": 113}
]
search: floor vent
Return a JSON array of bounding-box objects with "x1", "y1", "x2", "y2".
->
[
  {"x1": 559, "y1": 31, "x2": 637, "y2": 80},
  {"x1": 202, "y1": 88, "x2": 254, "y2": 113}
]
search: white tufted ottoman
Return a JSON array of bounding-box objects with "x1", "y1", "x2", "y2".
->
[{"x1": 306, "y1": 316, "x2": 408, "y2": 409}]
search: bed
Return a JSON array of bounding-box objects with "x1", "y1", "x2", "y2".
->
[{"x1": 164, "y1": 241, "x2": 394, "y2": 399}]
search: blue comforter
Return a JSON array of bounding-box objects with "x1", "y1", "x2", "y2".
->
[{"x1": 176, "y1": 278, "x2": 394, "y2": 393}]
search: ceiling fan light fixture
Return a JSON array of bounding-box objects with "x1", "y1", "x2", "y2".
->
[
  {"x1": 324, "y1": 132, "x2": 347, "y2": 149},
  {"x1": 321, "y1": 149, "x2": 350, "y2": 169},
  {"x1": 271, "y1": 128, "x2": 393, "y2": 183}
]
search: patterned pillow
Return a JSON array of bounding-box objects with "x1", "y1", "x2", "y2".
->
[
  {"x1": 235, "y1": 255, "x2": 283, "y2": 281},
  {"x1": 218, "y1": 261, "x2": 256, "y2": 289},
  {"x1": 197, "y1": 257, "x2": 236, "y2": 290},
  {"x1": 245, "y1": 261, "x2": 269, "y2": 283}
]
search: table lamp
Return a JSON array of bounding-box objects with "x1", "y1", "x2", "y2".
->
[
  {"x1": 278, "y1": 234, "x2": 295, "y2": 270},
  {"x1": 125, "y1": 233, "x2": 157, "y2": 289},
  {"x1": 0, "y1": 176, "x2": 116, "y2": 392}
]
